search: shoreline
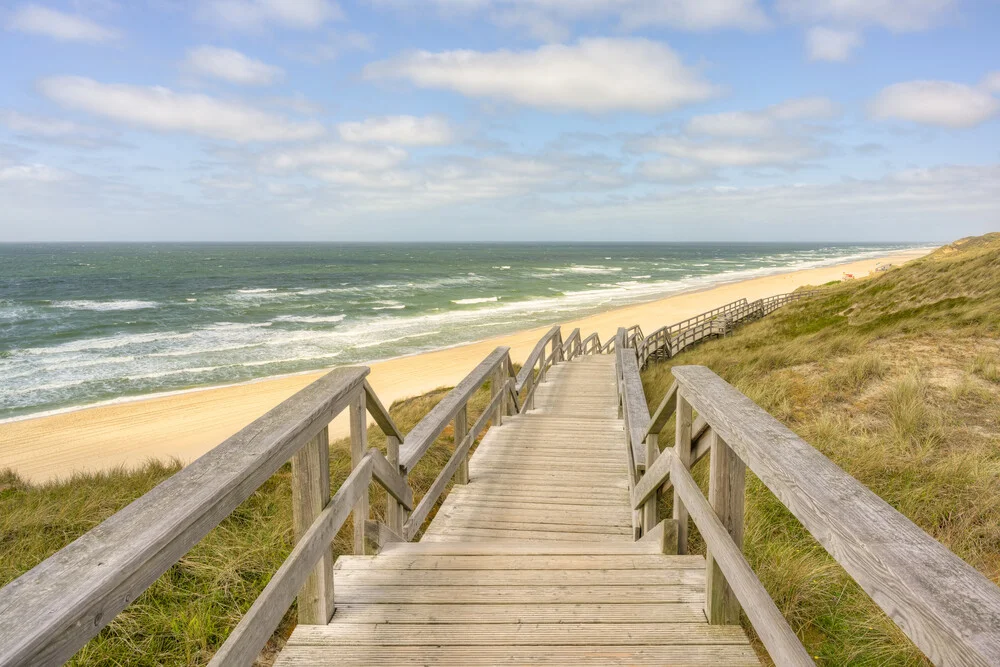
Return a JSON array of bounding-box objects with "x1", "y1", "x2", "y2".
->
[{"x1": 0, "y1": 246, "x2": 933, "y2": 483}]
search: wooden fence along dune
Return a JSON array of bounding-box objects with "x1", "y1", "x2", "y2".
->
[{"x1": 1, "y1": 291, "x2": 999, "y2": 666}]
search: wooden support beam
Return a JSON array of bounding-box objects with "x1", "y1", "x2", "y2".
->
[
  {"x1": 673, "y1": 393, "x2": 693, "y2": 555},
  {"x1": 454, "y1": 404, "x2": 469, "y2": 485},
  {"x1": 290, "y1": 426, "x2": 334, "y2": 625},
  {"x1": 350, "y1": 391, "x2": 368, "y2": 555},
  {"x1": 706, "y1": 431, "x2": 746, "y2": 626}
]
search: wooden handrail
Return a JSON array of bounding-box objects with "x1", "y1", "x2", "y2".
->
[
  {"x1": 363, "y1": 381, "x2": 404, "y2": 441},
  {"x1": 208, "y1": 454, "x2": 375, "y2": 665},
  {"x1": 403, "y1": 379, "x2": 510, "y2": 540},
  {"x1": 670, "y1": 454, "x2": 814, "y2": 665},
  {"x1": 672, "y1": 365, "x2": 1000, "y2": 666},
  {"x1": 400, "y1": 347, "x2": 510, "y2": 472},
  {"x1": 514, "y1": 325, "x2": 560, "y2": 393},
  {"x1": 0, "y1": 366, "x2": 369, "y2": 667}
]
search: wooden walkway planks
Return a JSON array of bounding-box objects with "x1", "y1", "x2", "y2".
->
[{"x1": 275, "y1": 354, "x2": 759, "y2": 666}]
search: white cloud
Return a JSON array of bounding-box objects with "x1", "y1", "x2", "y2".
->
[
  {"x1": 806, "y1": 27, "x2": 862, "y2": 62},
  {"x1": 376, "y1": 0, "x2": 769, "y2": 33},
  {"x1": 686, "y1": 112, "x2": 776, "y2": 138},
  {"x1": 263, "y1": 143, "x2": 408, "y2": 171},
  {"x1": 199, "y1": 0, "x2": 341, "y2": 31},
  {"x1": 777, "y1": 0, "x2": 957, "y2": 32},
  {"x1": 646, "y1": 136, "x2": 818, "y2": 166},
  {"x1": 639, "y1": 158, "x2": 714, "y2": 182},
  {"x1": 0, "y1": 109, "x2": 121, "y2": 148},
  {"x1": 364, "y1": 38, "x2": 720, "y2": 113},
  {"x1": 337, "y1": 116, "x2": 455, "y2": 146},
  {"x1": 685, "y1": 96, "x2": 839, "y2": 138},
  {"x1": 185, "y1": 46, "x2": 284, "y2": 85},
  {"x1": 6, "y1": 4, "x2": 120, "y2": 42},
  {"x1": 38, "y1": 76, "x2": 325, "y2": 142},
  {"x1": 871, "y1": 80, "x2": 1000, "y2": 128},
  {"x1": 0, "y1": 163, "x2": 70, "y2": 182}
]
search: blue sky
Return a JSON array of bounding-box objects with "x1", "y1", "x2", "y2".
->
[{"x1": 0, "y1": 0, "x2": 998, "y2": 242}]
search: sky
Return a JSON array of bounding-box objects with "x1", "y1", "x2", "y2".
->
[{"x1": 0, "y1": 0, "x2": 998, "y2": 242}]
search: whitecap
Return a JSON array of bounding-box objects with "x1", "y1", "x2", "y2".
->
[
  {"x1": 53, "y1": 300, "x2": 159, "y2": 311},
  {"x1": 451, "y1": 297, "x2": 500, "y2": 305},
  {"x1": 272, "y1": 314, "x2": 347, "y2": 324}
]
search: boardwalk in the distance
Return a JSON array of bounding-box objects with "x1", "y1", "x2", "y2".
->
[{"x1": 275, "y1": 354, "x2": 759, "y2": 665}]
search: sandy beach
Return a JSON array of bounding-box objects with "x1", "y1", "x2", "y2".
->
[{"x1": 0, "y1": 248, "x2": 931, "y2": 483}]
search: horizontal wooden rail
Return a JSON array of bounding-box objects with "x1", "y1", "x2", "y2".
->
[
  {"x1": 670, "y1": 454, "x2": 814, "y2": 665},
  {"x1": 363, "y1": 381, "x2": 404, "y2": 442},
  {"x1": 403, "y1": 376, "x2": 512, "y2": 540},
  {"x1": 400, "y1": 347, "x2": 510, "y2": 472},
  {"x1": 208, "y1": 455, "x2": 375, "y2": 666},
  {"x1": 672, "y1": 365, "x2": 1000, "y2": 666},
  {"x1": 0, "y1": 366, "x2": 369, "y2": 667},
  {"x1": 514, "y1": 326, "x2": 560, "y2": 393}
]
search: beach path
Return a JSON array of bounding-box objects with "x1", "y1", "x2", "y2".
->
[{"x1": 274, "y1": 353, "x2": 759, "y2": 665}]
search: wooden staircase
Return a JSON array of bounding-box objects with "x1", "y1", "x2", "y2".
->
[
  {"x1": 5, "y1": 294, "x2": 1000, "y2": 667},
  {"x1": 274, "y1": 354, "x2": 759, "y2": 665}
]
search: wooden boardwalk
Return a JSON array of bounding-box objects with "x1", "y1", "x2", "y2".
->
[
  {"x1": 275, "y1": 355, "x2": 759, "y2": 665},
  {"x1": 7, "y1": 301, "x2": 1000, "y2": 666}
]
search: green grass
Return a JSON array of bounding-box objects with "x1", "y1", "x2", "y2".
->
[
  {"x1": 0, "y1": 380, "x2": 501, "y2": 665},
  {"x1": 641, "y1": 233, "x2": 1000, "y2": 665}
]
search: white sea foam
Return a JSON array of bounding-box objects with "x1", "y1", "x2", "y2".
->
[
  {"x1": 273, "y1": 314, "x2": 347, "y2": 324},
  {"x1": 451, "y1": 296, "x2": 500, "y2": 305},
  {"x1": 53, "y1": 300, "x2": 159, "y2": 311},
  {"x1": 237, "y1": 288, "x2": 277, "y2": 294}
]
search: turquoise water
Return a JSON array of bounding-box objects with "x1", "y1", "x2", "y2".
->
[{"x1": 0, "y1": 243, "x2": 921, "y2": 420}]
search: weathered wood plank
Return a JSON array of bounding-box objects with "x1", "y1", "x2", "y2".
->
[
  {"x1": 332, "y1": 569, "x2": 702, "y2": 587},
  {"x1": 705, "y1": 431, "x2": 745, "y2": 626},
  {"x1": 334, "y1": 554, "x2": 704, "y2": 570},
  {"x1": 644, "y1": 380, "x2": 677, "y2": 441},
  {"x1": 638, "y1": 518, "x2": 679, "y2": 555},
  {"x1": 365, "y1": 447, "x2": 413, "y2": 510},
  {"x1": 400, "y1": 346, "x2": 509, "y2": 472},
  {"x1": 671, "y1": 455, "x2": 813, "y2": 665},
  {"x1": 0, "y1": 366, "x2": 368, "y2": 667},
  {"x1": 290, "y1": 427, "x2": 334, "y2": 625},
  {"x1": 326, "y1": 602, "x2": 708, "y2": 624},
  {"x1": 349, "y1": 391, "x2": 368, "y2": 555},
  {"x1": 632, "y1": 447, "x2": 673, "y2": 510},
  {"x1": 672, "y1": 364, "x2": 1000, "y2": 666},
  {"x1": 208, "y1": 457, "x2": 374, "y2": 667},
  {"x1": 290, "y1": 622, "x2": 749, "y2": 646},
  {"x1": 362, "y1": 380, "x2": 403, "y2": 441},
  {"x1": 274, "y1": 644, "x2": 760, "y2": 666},
  {"x1": 673, "y1": 394, "x2": 693, "y2": 555},
  {"x1": 514, "y1": 326, "x2": 560, "y2": 393}
]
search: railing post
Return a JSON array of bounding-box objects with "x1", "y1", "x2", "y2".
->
[
  {"x1": 350, "y1": 390, "x2": 368, "y2": 555},
  {"x1": 642, "y1": 433, "x2": 659, "y2": 533},
  {"x1": 674, "y1": 392, "x2": 693, "y2": 554},
  {"x1": 705, "y1": 430, "x2": 746, "y2": 625},
  {"x1": 491, "y1": 365, "x2": 504, "y2": 426},
  {"x1": 454, "y1": 403, "x2": 469, "y2": 484},
  {"x1": 386, "y1": 432, "x2": 404, "y2": 536},
  {"x1": 290, "y1": 426, "x2": 334, "y2": 624}
]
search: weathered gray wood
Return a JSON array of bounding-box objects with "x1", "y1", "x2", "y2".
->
[
  {"x1": 632, "y1": 447, "x2": 673, "y2": 510},
  {"x1": 403, "y1": 384, "x2": 507, "y2": 539},
  {"x1": 291, "y1": 427, "x2": 334, "y2": 625},
  {"x1": 705, "y1": 431, "x2": 745, "y2": 626},
  {"x1": 514, "y1": 326, "x2": 560, "y2": 393},
  {"x1": 644, "y1": 381, "x2": 677, "y2": 441},
  {"x1": 638, "y1": 518, "x2": 679, "y2": 555},
  {"x1": 364, "y1": 520, "x2": 405, "y2": 550},
  {"x1": 208, "y1": 457, "x2": 374, "y2": 667},
  {"x1": 454, "y1": 404, "x2": 469, "y2": 485},
  {"x1": 0, "y1": 366, "x2": 368, "y2": 667},
  {"x1": 385, "y1": 434, "x2": 403, "y2": 536},
  {"x1": 672, "y1": 364, "x2": 1000, "y2": 666},
  {"x1": 366, "y1": 447, "x2": 413, "y2": 511},
  {"x1": 620, "y1": 350, "x2": 650, "y2": 469},
  {"x1": 673, "y1": 393, "x2": 693, "y2": 555},
  {"x1": 671, "y1": 456, "x2": 813, "y2": 665},
  {"x1": 363, "y1": 381, "x2": 403, "y2": 441},
  {"x1": 350, "y1": 391, "x2": 368, "y2": 555},
  {"x1": 401, "y1": 346, "x2": 509, "y2": 472}
]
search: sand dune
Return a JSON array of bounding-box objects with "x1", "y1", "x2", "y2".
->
[{"x1": 0, "y1": 248, "x2": 931, "y2": 483}]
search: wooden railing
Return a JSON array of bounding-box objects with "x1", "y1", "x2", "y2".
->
[
  {"x1": 625, "y1": 366, "x2": 1000, "y2": 666},
  {"x1": 0, "y1": 336, "x2": 530, "y2": 666},
  {"x1": 636, "y1": 291, "x2": 817, "y2": 368},
  {"x1": 515, "y1": 325, "x2": 563, "y2": 412}
]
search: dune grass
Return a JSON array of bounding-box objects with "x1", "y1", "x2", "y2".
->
[
  {"x1": 641, "y1": 234, "x2": 1000, "y2": 665},
  {"x1": 0, "y1": 380, "x2": 499, "y2": 665}
]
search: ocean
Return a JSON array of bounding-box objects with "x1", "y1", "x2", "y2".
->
[{"x1": 0, "y1": 242, "x2": 922, "y2": 421}]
